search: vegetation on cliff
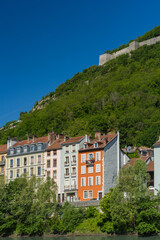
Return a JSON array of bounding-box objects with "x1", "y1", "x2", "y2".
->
[{"x1": 1, "y1": 27, "x2": 160, "y2": 147}]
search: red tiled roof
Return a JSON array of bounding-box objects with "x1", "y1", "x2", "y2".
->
[
  {"x1": 0, "y1": 144, "x2": 7, "y2": 153},
  {"x1": 124, "y1": 157, "x2": 149, "y2": 167},
  {"x1": 61, "y1": 136, "x2": 85, "y2": 145},
  {"x1": 147, "y1": 161, "x2": 154, "y2": 172},
  {"x1": 153, "y1": 139, "x2": 160, "y2": 147},
  {"x1": 47, "y1": 139, "x2": 64, "y2": 150},
  {"x1": 13, "y1": 136, "x2": 48, "y2": 147},
  {"x1": 79, "y1": 133, "x2": 117, "y2": 151},
  {"x1": 138, "y1": 146, "x2": 153, "y2": 151}
]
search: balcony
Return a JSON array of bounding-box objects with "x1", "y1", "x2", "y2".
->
[
  {"x1": 64, "y1": 173, "x2": 70, "y2": 177},
  {"x1": 86, "y1": 159, "x2": 95, "y2": 166},
  {"x1": 71, "y1": 172, "x2": 76, "y2": 176},
  {"x1": 64, "y1": 185, "x2": 77, "y2": 191},
  {"x1": 71, "y1": 161, "x2": 76, "y2": 165},
  {"x1": 0, "y1": 161, "x2": 5, "y2": 166},
  {"x1": 64, "y1": 185, "x2": 70, "y2": 190}
]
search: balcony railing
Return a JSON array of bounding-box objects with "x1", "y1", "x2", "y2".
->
[
  {"x1": 0, "y1": 160, "x2": 5, "y2": 166},
  {"x1": 71, "y1": 172, "x2": 76, "y2": 176},
  {"x1": 64, "y1": 173, "x2": 70, "y2": 177},
  {"x1": 86, "y1": 159, "x2": 95, "y2": 165},
  {"x1": 71, "y1": 161, "x2": 76, "y2": 165},
  {"x1": 64, "y1": 185, "x2": 77, "y2": 191},
  {"x1": 64, "y1": 161, "x2": 69, "y2": 165}
]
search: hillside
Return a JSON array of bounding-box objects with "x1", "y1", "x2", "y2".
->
[{"x1": 1, "y1": 27, "x2": 160, "y2": 147}]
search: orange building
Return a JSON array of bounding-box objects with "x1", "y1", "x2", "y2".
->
[{"x1": 78, "y1": 132, "x2": 121, "y2": 201}]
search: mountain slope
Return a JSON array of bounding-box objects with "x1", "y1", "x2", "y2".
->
[{"x1": 1, "y1": 29, "x2": 160, "y2": 147}]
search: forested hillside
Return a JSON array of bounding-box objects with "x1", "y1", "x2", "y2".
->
[{"x1": 1, "y1": 28, "x2": 160, "y2": 147}]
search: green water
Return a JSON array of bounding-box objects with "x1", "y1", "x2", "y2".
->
[{"x1": 1, "y1": 236, "x2": 160, "y2": 240}]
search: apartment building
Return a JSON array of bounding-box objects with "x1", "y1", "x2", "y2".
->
[
  {"x1": 61, "y1": 135, "x2": 88, "y2": 202},
  {"x1": 45, "y1": 134, "x2": 64, "y2": 202},
  {"x1": 6, "y1": 135, "x2": 49, "y2": 183},
  {"x1": 0, "y1": 144, "x2": 7, "y2": 186},
  {"x1": 78, "y1": 132, "x2": 125, "y2": 201}
]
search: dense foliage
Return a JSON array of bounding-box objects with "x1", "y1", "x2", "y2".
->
[
  {"x1": 0, "y1": 160, "x2": 159, "y2": 236},
  {"x1": 1, "y1": 27, "x2": 160, "y2": 147}
]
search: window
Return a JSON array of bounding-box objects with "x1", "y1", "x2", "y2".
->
[
  {"x1": 24, "y1": 157, "x2": 27, "y2": 166},
  {"x1": 87, "y1": 153, "x2": 94, "y2": 160},
  {"x1": 10, "y1": 159, "x2": 13, "y2": 168},
  {"x1": 53, "y1": 170, "x2": 57, "y2": 179},
  {"x1": 53, "y1": 150, "x2": 57, "y2": 155},
  {"x1": 96, "y1": 176, "x2": 101, "y2": 185},
  {"x1": 88, "y1": 177, "x2": 93, "y2": 186},
  {"x1": 16, "y1": 148, "x2": 20, "y2": 153},
  {"x1": 17, "y1": 169, "x2": 20, "y2": 178},
  {"x1": 47, "y1": 151, "x2": 50, "y2": 157},
  {"x1": 65, "y1": 157, "x2": 69, "y2": 164},
  {"x1": 30, "y1": 168, "x2": 34, "y2": 176},
  {"x1": 10, "y1": 170, "x2": 13, "y2": 178},
  {"x1": 53, "y1": 159, "x2": 57, "y2": 167},
  {"x1": 23, "y1": 146, "x2": 27, "y2": 152},
  {"x1": 23, "y1": 168, "x2": 27, "y2": 174},
  {"x1": 31, "y1": 156, "x2": 34, "y2": 165},
  {"x1": 88, "y1": 166, "x2": 93, "y2": 173},
  {"x1": 88, "y1": 190, "x2": 93, "y2": 199},
  {"x1": 38, "y1": 167, "x2": 41, "y2": 176},
  {"x1": 47, "y1": 160, "x2": 50, "y2": 168},
  {"x1": 1, "y1": 166, "x2": 4, "y2": 174},
  {"x1": 17, "y1": 158, "x2": 20, "y2": 167},
  {"x1": 81, "y1": 166, "x2": 86, "y2": 174},
  {"x1": 84, "y1": 143, "x2": 87, "y2": 149},
  {"x1": 94, "y1": 142, "x2": 98, "y2": 148},
  {"x1": 65, "y1": 168, "x2": 69, "y2": 176},
  {"x1": 83, "y1": 191, "x2": 88, "y2": 199},
  {"x1": 72, "y1": 167, "x2": 76, "y2": 175},
  {"x1": 96, "y1": 164, "x2": 101, "y2": 173},
  {"x1": 47, "y1": 171, "x2": 50, "y2": 177},
  {"x1": 81, "y1": 177, "x2": 86, "y2": 186},
  {"x1": 96, "y1": 152, "x2": 101, "y2": 161},
  {"x1": 30, "y1": 145, "x2": 34, "y2": 151},
  {"x1": 1, "y1": 156, "x2": 4, "y2": 161},
  {"x1": 37, "y1": 144, "x2": 42, "y2": 150},
  {"x1": 81, "y1": 154, "x2": 86, "y2": 163},
  {"x1": 72, "y1": 144, "x2": 76, "y2": 152},
  {"x1": 65, "y1": 145, "x2": 69, "y2": 153},
  {"x1": 38, "y1": 155, "x2": 41, "y2": 164},
  {"x1": 10, "y1": 149, "x2": 14, "y2": 155},
  {"x1": 72, "y1": 155, "x2": 76, "y2": 163}
]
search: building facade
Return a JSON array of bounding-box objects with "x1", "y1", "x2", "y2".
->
[
  {"x1": 78, "y1": 132, "x2": 124, "y2": 201},
  {"x1": 61, "y1": 135, "x2": 88, "y2": 202},
  {"x1": 0, "y1": 144, "x2": 7, "y2": 186},
  {"x1": 6, "y1": 135, "x2": 49, "y2": 183}
]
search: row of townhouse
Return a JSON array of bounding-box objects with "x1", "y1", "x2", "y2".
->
[{"x1": 0, "y1": 131, "x2": 130, "y2": 202}]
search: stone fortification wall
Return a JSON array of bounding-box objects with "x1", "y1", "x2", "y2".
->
[{"x1": 99, "y1": 35, "x2": 160, "y2": 65}]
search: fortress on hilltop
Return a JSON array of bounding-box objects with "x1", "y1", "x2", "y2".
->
[{"x1": 99, "y1": 35, "x2": 160, "y2": 65}]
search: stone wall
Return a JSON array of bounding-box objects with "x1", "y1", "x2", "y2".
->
[{"x1": 99, "y1": 35, "x2": 160, "y2": 65}]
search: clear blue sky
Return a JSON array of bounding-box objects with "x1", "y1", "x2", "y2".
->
[{"x1": 0, "y1": 0, "x2": 159, "y2": 126}]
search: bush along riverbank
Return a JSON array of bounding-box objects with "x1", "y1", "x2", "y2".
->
[{"x1": 0, "y1": 159, "x2": 159, "y2": 237}]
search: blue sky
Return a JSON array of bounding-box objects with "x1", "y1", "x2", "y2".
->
[{"x1": 0, "y1": 0, "x2": 159, "y2": 126}]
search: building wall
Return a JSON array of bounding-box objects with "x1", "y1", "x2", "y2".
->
[
  {"x1": 45, "y1": 149, "x2": 61, "y2": 194},
  {"x1": 154, "y1": 146, "x2": 160, "y2": 194},
  {"x1": 0, "y1": 153, "x2": 6, "y2": 186},
  {"x1": 6, "y1": 152, "x2": 45, "y2": 183},
  {"x1": 78, "y1": 150, "x2": 104, "y2": 201},
  {"x1": 99, "y1": 36, "x2": 160, "y2": 65},
  {"x1": 103, "y1": 135, "x2": 119, "y2": 194}
]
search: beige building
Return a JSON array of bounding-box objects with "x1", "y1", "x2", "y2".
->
[
  {"x1": 6, "y1": 135, "x2": 51, "y2": 183},
  {"x1": 0, "y1": 144, "x2": 7, "y2": 186}
]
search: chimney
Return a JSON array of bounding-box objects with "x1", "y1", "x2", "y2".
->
[
  {"x1": 28, "y1": 135, "x2": 32, "y2": 143},
  {"x1": 56, "y1": 133, "x2": 63, "y2": 139},
  {"x1": 95, "y1": 132, "x2": 101, "y2": 141},
  {"x1": 33, "y1": 134, "x2": 37, "y2": 142},
  {"x1": 48, "y1": 131, "x2": 55, "y2": 145},
  {"x1": 64, "y1": 136, "x2": 69, "y2": 141}
]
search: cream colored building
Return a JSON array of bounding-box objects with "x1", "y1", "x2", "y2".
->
[{"x1": 6, "y1": 135, "x2": 51, "y2": 183}]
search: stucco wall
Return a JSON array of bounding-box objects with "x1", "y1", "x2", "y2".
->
[{"x1": 154, "y1": 147, "x2": 160, "y2": 194}]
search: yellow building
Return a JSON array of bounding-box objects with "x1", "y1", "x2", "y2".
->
[
  {"x1": 0, "y1": 144, "x2": 7, "y2": 186},
  {"x1": 6, "y1": 135, "x2": 51, "y2": 183}
]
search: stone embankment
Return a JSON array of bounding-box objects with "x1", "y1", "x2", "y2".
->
[{"x1": 99, "y1": 35, "x2": 160, "y2": 65}]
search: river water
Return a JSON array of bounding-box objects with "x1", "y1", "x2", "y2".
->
[{"x1": 1, "y1": 236, "x2": 160, "y2": 240}]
